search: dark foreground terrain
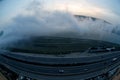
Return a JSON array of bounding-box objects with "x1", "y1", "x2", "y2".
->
[{"x1": 3, "y1": 36, "x2": 120, "y2": 55}]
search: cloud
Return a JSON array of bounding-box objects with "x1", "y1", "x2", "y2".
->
[
  {"x1": 0, "y1": 0, "x2": 120, "y2": 48},
  {"x1": 43, "y1": 0, "x2": 120, "y2": 25}
]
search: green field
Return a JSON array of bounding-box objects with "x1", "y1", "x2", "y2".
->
[{"x1": 4, "y1": 36, "x2": 120, "y2": 55}]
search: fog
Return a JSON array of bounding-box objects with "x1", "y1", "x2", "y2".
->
[{"x1": 0, "y1": 1, "x2": 120, "y2": 47}]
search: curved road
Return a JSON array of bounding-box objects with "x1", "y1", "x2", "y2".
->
[{"x1": 0, "y1": 50, "x2": 120, "y2": 80}]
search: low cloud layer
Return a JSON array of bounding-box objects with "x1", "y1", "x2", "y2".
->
[{"x1": 0, "y1": 1, "x2": 120, "y2": 48}]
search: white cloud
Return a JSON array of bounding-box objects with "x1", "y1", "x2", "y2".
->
[{"x1": 0, "y1": 0, "x2": 120, "y2": 48}]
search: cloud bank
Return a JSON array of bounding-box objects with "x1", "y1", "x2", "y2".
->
[{"x1": 0, "y1": 1, "x2": 120, "y2": 48}]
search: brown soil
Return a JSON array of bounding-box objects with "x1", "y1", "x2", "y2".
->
[
  {"x1": 112, "y1": 73, "x2": 120, "y2": 80},
  {"x1": 0, "y1": 72, "x2": 7, "y2": 80}
]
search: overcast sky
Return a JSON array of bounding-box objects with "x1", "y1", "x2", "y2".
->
[{"x1": 0, "y1": 0, "x2": 120, "y2": 26}]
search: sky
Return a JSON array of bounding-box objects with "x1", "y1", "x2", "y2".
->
[{"x1": 0, "y1": 0, "x2": 120, "y2": 26}]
